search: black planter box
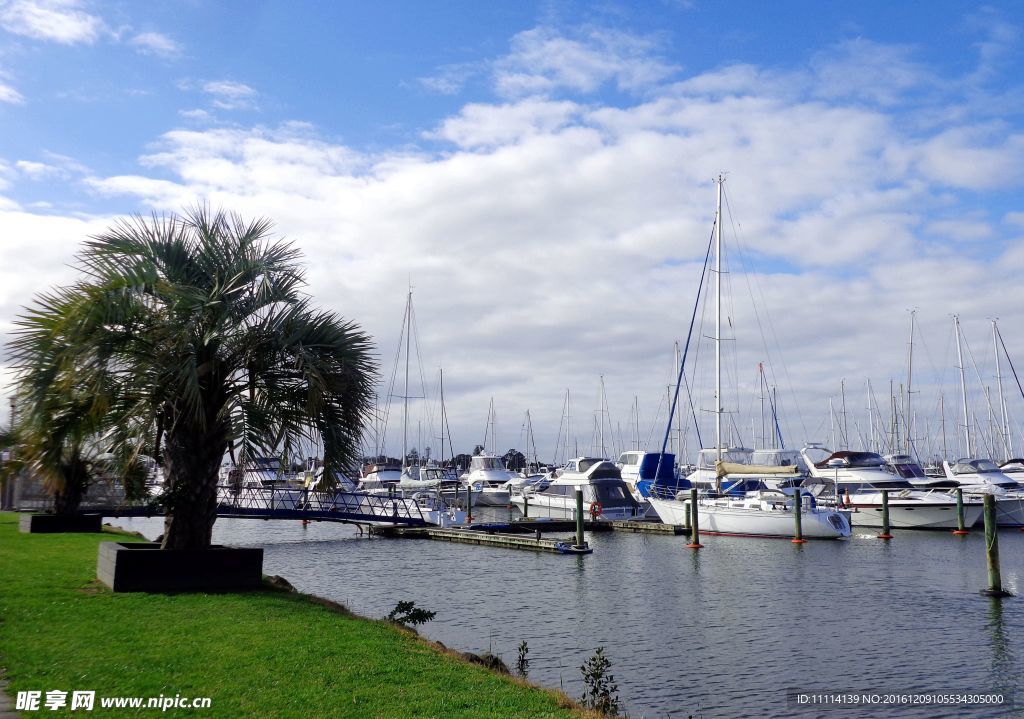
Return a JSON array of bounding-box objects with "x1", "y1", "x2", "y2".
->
[
  {"x1": 97, "y1": 541, "x2": 264, "y2": 593},
  {"x1": 20, "y1": 513, "x2": 103, "y2": 534}
]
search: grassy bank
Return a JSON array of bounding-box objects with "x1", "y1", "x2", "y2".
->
[{"x1": 0, "y1": 512, "x2": 587, "y2": 718}]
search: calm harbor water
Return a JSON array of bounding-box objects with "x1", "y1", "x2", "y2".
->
[{"x1": 108, "y1": 512, "x2": 1024, "y2": 719}]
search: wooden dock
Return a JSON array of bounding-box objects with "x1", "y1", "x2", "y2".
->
[
  {"x1": 370, "y1": 526, "x2": 591, "y2": 553},
  {"x1": 370, "y1": 519, "x2": 688, "y2": 552}
]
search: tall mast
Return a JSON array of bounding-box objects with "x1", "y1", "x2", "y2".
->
[
  {"x1": 954, "y1": 315, "x2": 973, "y2": 457},
  {"x1": 866, "y1": 379, "x2": 874, "y2": 453},
  {"x1": 759, "y1": 363, "x2": 766, "y2": 449},
  {"x1": 673, "y1": 342, "x2": 683, "y2": 456},
  {"x1": 906, "y1": 310, "x2": 915, "y2": 455},
  {"x1": 715, "y1": 174, "x2": 723, "y2": 464},
  {"x1": 993, "y1": 319, "x2": 1010, "y2": 461},
  {"x1": 402, "y1": 288, "x2": 412, "y2": 471}
]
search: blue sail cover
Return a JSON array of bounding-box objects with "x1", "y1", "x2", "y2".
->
[{"x1": 636, "y1": 452, "x2": 691, "y2": 497}]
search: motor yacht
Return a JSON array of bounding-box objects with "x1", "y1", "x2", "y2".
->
[
  {"x1": 509, "y1": 457, "x2": 646, "y2": 520},
  {"x1": 801, "y1": 446, "x2": 981, "y2": 529}
]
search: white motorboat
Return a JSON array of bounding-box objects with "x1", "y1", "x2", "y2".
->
[
  {"x1": 509, "y1": 457, "x2": 646, "y2": 520},
  {"x1": 943, "y1": 458, "x2": 1024, "y2": 527},
  {"x1": 802, "y1": 446, "x2": 982, "y2": 529},
  {"x1": 359, "y1": 461, "x2": 403, "y2": 491},
  {"x1": 460, "y1": 454, "x2": 516, "y2": 506}
]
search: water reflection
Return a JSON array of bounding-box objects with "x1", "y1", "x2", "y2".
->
[{"x1": 106, "y1": 516, "x2": 1024, "y2": 718}]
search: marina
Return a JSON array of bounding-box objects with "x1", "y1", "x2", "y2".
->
[{"x1": 106, "y1": 511, "x2": 1024, "y2": 718}]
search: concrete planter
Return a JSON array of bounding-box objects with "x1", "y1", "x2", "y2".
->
[
  {"x1": 19, "y1": 513, "x2": 103, "y2": 534},
  {"x1": 97, "y1": 541, "x2": 264, "y2": 593}
]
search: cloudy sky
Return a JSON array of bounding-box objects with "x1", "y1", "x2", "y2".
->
[{"x1": 1, "y1": 0, "x2": 1023, "y2": 465}]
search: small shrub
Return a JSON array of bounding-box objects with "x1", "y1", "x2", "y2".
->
[
  {"x1": 516, "y1": 640, "x2": 530, "y2": 677},
  {"x1": 386, "y1": 600, "x2": 436, "y2": 627},
  {"x1": 580, "y1": 646, "x2": 620, "y2": 716}
]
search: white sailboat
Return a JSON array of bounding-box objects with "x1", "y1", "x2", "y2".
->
[{"x1": 646, "y1": 175, "x2": 849, "y2": 539}]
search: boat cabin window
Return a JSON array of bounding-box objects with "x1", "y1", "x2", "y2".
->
[
  {"x1": 617, "y1": 452, "x2": 642, "y2": 466},
  {"x1": 471, "y1": 455, "x2": 506, "y2": 471},
  {"x1": 697, "y1": 448, "x2": 753, "y2": 469},
  {"x1": 577, "y1": 458, "x2": 603, "y2": 473},
  {"x1": 816, "y1": 451, "x2": 885, "y2": 469},
  {"x1": 865, "y1": 479, "x2": 914, "y2": 490},
  {"x1": 887, "y1": 462, "x2": 926, "y2": 479}
]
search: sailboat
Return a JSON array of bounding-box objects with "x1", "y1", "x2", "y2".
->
[
  {"x1": 646, "y1": 175, "x2": 850, "y2": 539},
  {"x1": 361, "y1": 290, "x2": 466, "y2": 524}
]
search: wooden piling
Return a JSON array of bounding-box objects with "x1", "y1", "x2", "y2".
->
[
  {"x1": 877, "y1": 489, "x2": 893, "y2": 540},
  {"x1": 952, "y1": 487, "x2": 970, "y2": 535},
  {"x1": 686, "y1": 488, "x2": 703, "y2": 549},
  {"x1": 792, "y1": 490, "x2": 807, "y2": 544},
  {"x1": 981, "y1": 494, "x2": 1013, "y2": 597},
  {"x1": 574, "y1": 487, "x2": 586, "y2": 549}
]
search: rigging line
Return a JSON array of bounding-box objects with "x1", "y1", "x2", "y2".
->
[
  {"x1": 721, "y1": 181, "x2": 810, "y2": 443},
  {"x1": 656, "y1": 221, "x2": 716, "y2": 479},
  {"x1": 995, "y1": 325, "x2": 1024, "y2": 403},
  {"x1": 962, "y1": 326, "x2": 1004, "y2": 447}
]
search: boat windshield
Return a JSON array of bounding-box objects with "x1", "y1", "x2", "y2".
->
[
  {"x1": 471, "y1": 455, "x2": 506, "y2": 471},
  {"x1": 951, "y1": 459, "x2": 1001, "y2": 474},
  {"x1": 697, "y1": 448, "x2": 753, "y2": 469},
  {"x1": 816, "y1": 451, "x2": 885, "y2": 469},
  {"x1": 888, "y1": 462, "x2": 927, "y2": 479},
  {"x1": 577, "y1": 458, "x2": 604, "y2": 473},
  {"x1": 592, "y1": 481, "x2": 637, "y2": 507}
]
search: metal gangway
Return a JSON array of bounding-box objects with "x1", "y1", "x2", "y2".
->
[{"x1": 12, "y1": 478, "x2": 451, "y2": 528}]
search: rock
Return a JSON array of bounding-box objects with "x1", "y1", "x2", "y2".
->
[{"x1": 459, "y1": 651, "x2": 510, "y2": 674}]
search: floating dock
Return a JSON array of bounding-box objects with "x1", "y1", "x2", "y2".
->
[{"x1": 369, "y1": 519, "x2": 688, "y2": 553}]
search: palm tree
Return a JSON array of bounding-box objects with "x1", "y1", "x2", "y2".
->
[{"x1": 8, "y1": 206, "x2": 376, "y2": 549}]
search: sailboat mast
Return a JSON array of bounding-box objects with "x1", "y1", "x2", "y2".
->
[
  {"x1": 866, "y1": 379, "x2": 874, "y2": 453},
  {"x1": 993, "y1": 320, "x2": 1010, "y2": 461},
  {"x1": 715, "y1": 175, "x2": 723, "y2": 464},
  {"x1": 906, "y1": 310, "x2": 915, "y2": 456},
  {"x1": 402, "y1": 289, "x2": 412, "y2": 471},
  {"x1": 954, "y1": 315, "x2": 973, "y2": 457}
]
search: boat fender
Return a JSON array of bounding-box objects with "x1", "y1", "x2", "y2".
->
[{"x1": 589, "y1": 501, "x2": 603, "y2": 519}]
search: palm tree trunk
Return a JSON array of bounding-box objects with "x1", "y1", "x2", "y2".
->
[
  {"x1": 161, "y1": 423, "x2": 227, "y2": 550},
  {"x1": 53, "y1": 459, "x2": 88, "y2": 515}
]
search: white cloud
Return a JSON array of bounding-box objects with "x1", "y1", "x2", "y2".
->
[
  {"x1": 129, "y1": 30, "x2": 181, "y2": 58},
  {"x1": 15, "y1": 159, "x2": 64, "y2": 179},
  {"x1": 202, "y1": 80, "x2": 257, "y2": 110},
  {"x1": 912, "y1": 125, "x2": 1024, "y2": 190},
  {"x1": 178, "y1": 108, "x2": 211, "y2": 121},
  {"x1": 426, "y1": 99, "x2": 581, "y2": 148},
  {"x1": 418, "y1": 62, "x2": 478, "y2": 95},
  {"x1": 3, "y1": 23, "x2": 1024, "y2": 457},
  {"x1": 0, "y1": 0, "x2": 103, "y2": 44},
  {"x1": 0, "y1": 79, "x2": 23, "y2": 104},
  {"x1": 494, "y1": 26, "x2": 678, "y2": 98}
]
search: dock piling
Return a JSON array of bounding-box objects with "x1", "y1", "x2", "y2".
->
[
  {"x1": 574, "y1": 487, "x2": 586, "y2": 550},
  {"x1": 877, "y1": 490, "x2": 893, "y2": 540},
  {"x1": 686, "y1": 488, "x2": 703, "y2": 549},
  {"x1": 792, "y1": 491, "x2": 807, "y2": 544},
  {"x1": 981, "y1": 494, "x2": 1013, "y2": 598},
  {"x1": 953, "y1": 487, "x2": 970, "y2": 535}
]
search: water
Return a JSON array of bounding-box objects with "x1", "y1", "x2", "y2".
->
[{"x1": 108, "y1": 513, "x2": 1024, "y2": 718}]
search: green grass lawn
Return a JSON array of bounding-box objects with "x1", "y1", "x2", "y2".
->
[{"x1": 0, "y1": 512, "x2": 589, "y2": 718}]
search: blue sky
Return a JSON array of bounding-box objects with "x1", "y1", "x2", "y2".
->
[{"x1": 2, "y1": 0, "x2": 1024, "y2": 462}]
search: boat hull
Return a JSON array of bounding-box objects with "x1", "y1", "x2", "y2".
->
[
  {"x1": 649, "y1": 497, "x2": 849, "y2": 539},
  {"x1": 509, "y1": 495, "x2": 645, "y2": 521},
  {"x1": 842, "y1": 502, "x2": 983, "y2": 529}
]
